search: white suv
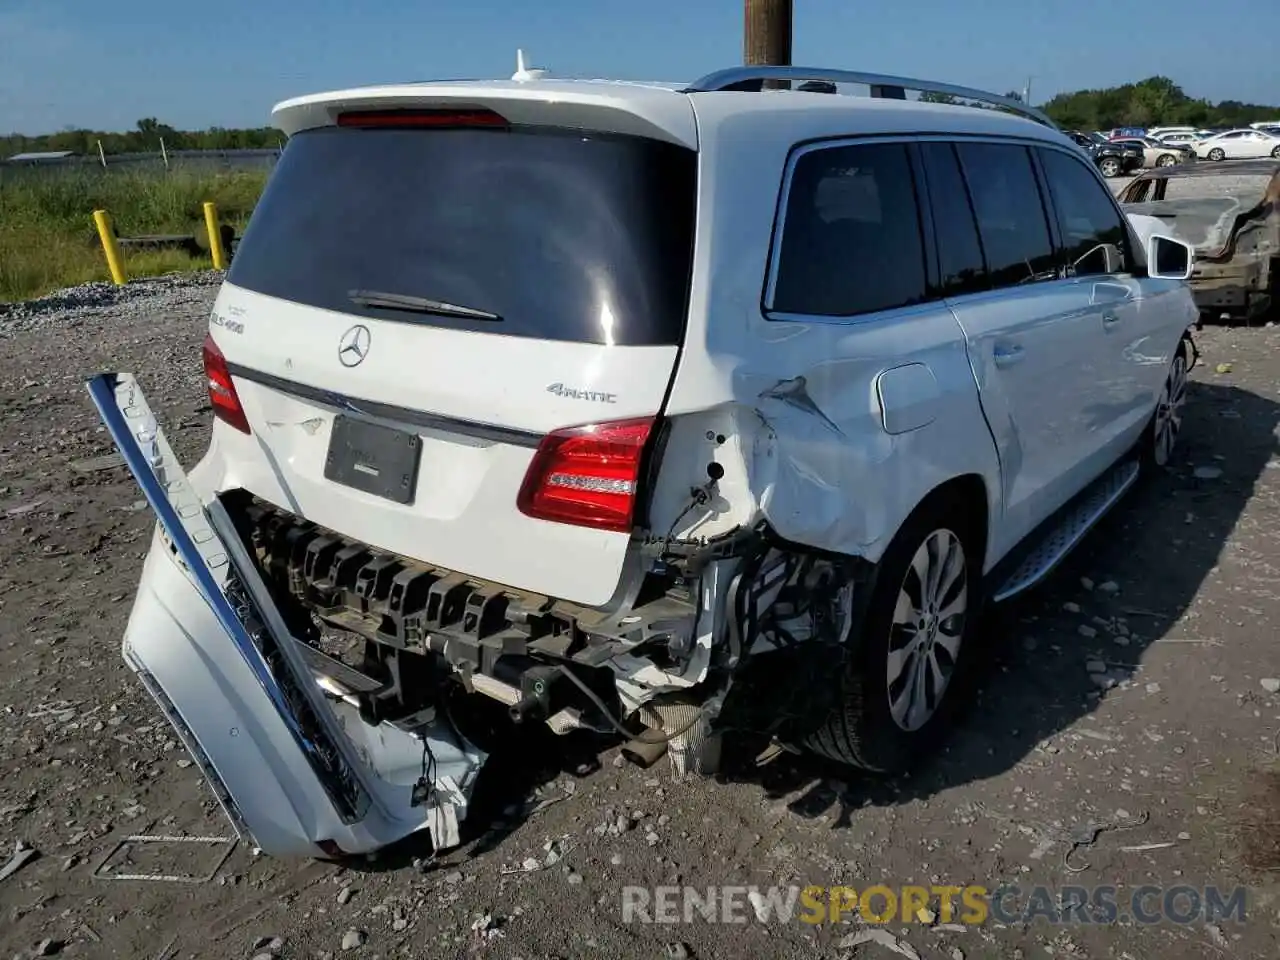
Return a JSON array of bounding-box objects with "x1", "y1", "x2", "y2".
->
[{"x1": 88, "y1": 63, "x2": 1199, "y2": 859}]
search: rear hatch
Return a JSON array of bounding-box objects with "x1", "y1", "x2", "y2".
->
[{"x1": 205, "y1": 100, "x2": 697, "y2": 607}]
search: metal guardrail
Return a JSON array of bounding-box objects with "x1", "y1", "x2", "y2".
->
[{"x1": 1, "y1": 149, "x2": 281, "y2": 171}]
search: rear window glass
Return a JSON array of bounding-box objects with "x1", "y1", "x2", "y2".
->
[
  {"x1": 770, "y1": 142, "x2": 929, "y2": 317},
  {"x1": 227, "y1": 125, "x2": 697, "y2": 346}
]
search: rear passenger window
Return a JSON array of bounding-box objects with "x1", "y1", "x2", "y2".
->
[
  {"x1": 1038, "y1": 148, "x2": 1130, "y2": 276},
  {"x1": 918, "y1": 142, "x2": 989, "y2": 296},
  {"x1": 955, "y1": 143, "x2": 1059, "y2": 288},
  {"x1": 771, "y1": 142, "x2": 928, "y2": 317}
]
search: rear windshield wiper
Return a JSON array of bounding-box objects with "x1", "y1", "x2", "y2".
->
[{"x1": 348, "y1": 289, "x2": 502, "y2": 322}]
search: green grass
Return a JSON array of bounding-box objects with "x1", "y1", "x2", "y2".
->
[{"x1": 0, "y1": 166, "x2": 268, "y2": 302}]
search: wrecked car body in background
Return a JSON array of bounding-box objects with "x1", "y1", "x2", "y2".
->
[{"x1": 1119, "y1": 159, "x2": 1280, "y2": 321}]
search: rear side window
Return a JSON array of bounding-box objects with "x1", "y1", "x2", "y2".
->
[
  {"x1": 770, "y1": 142, "x2": 928, "y2": 317},
  {"x1": 1037, "y1": 148, "x2": 1131, "y2": 276},
  {"x1": 227, "y1": 125, "x2": 697, "y2": 346},
  {"x1": 955, "y1": 143, "x2": 1059, "y2": 288},
  {"x1": 918, "y1": 142, "x2": 989, "y2": 296}
]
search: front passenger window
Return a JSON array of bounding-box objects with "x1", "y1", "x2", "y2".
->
[
  {"x1": 1038, "y1": 148, "x2": 1130, "y2": 277},
  {"x1": 954, "y1": 143, "x2": 1059, "y2": 288}
]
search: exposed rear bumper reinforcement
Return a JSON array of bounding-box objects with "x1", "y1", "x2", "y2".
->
[{"x1": 85, "y1": 372, "x2": 486, "y2": 857}]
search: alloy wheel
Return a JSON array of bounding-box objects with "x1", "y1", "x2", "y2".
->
[
  {"x1": 886, "y1": 529, "x2": 968, "y2": 732},
  {"x1": 1153, "y1": 352, "x2": 1188, "y2": 467}
]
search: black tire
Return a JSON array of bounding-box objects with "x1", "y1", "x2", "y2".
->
[
  {"x1": 1099, "y1": 157, "x2": 1121, "y2": 177},
  {"x1": 1140, "y1": 339, "x2": 1190, "y2": 471},
  {"x1": 804, "y1": 495, "x2": 982, "y2": 774},
  {"x1": 1208, "y1": 148, "x2": 1225, "y2": 161},
  {"x1": 1271, "y1": 146, "x2": 1280, "y2": 159},
  {"x1": 1156, "y1": 153, "x2": 1177, "y2": 167}
]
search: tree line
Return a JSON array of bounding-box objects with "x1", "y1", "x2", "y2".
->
[
  {"x1": 1, "y1": 118, "x2": 281, "y2": 158},
  {"x1": 5, "y1": 77, "x2": 1280, "y2": 158},
  {"x1": 923, "y1": 76, "x2": 1279, "y2": 130},
  {"x1": 1039, "y1": 76, "x2": 1279, "y2": 131},
  {"x1": 921, "y1": 76, "x2": 1280, "y2": 131}
]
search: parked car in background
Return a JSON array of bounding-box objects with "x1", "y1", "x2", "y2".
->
[
  {"x1": 1119, "y1": 159, "x2": 1280, "y2": 321},
  {"x1": 1067, "y1": 131, "x2": 1144, "y2": 177},
  {"x1": 1110, "y1": 136, "x2": 1195, "y2": 169},
  {"x1": 1149, "y1": 125, "x2": 1198, "y2": 140},
  {"x1": 1194, "y1": 129, "x2": 1280, "y2": 161},
  {"x1": 1155, "y1": 131, "x2": 1204, "y2": 147}
]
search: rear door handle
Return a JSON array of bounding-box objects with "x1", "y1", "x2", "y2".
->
[
  {"x1": 1102, "y1": 312, "x2": 1121, "y2": 328},
  {"x1": 993, "y1": 343, "x2": 1025, "y2": 368}
]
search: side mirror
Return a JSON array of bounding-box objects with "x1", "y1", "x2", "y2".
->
[{"x1": 1147, "y1": 234, "x2": 1194, "y2": 281}]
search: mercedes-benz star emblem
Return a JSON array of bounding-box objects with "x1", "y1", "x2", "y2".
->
[{"x1": 338, "y1": 325, "x2": 371, "y2": 368}]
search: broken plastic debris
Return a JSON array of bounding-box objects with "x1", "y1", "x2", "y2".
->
[
  {"x1": 838, "y1": 928, "x2": 922, "y2": 959},
  {"x1": 0, "y1": 840, "x2": 39, "y2": 882}
]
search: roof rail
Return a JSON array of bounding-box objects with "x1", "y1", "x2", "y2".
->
[{"x1": 684, "y1": 66, "x2": 1058, "y2": 130}]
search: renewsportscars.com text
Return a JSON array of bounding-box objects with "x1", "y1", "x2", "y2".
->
[{"x1": 621, "y1": 884, "x2": 1247, "y2": 926}]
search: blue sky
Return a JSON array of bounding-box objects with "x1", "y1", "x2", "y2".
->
[{"x1": 2, "y1": 0, "x2": 1277, "y2": 135}]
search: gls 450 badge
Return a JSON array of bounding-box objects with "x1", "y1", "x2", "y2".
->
[
  {"x1": 545, "y1": 383, "x2": 617, "y2": 404},
  {"x1": 210, "y1": 310, "x2": 244, "y2": 334}
]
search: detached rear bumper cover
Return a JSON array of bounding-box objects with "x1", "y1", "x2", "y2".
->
[{"x1": 87, "y1": 372, "x2": 486, "y2": 857}]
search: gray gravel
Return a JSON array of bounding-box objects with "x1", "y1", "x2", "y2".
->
[{"x1": 0, "y1": 272, "x2": 223, "y2": 337}]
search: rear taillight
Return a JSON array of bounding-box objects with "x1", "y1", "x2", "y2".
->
[
  {"x1": 517, "y1": 418, "x2": 654, "y2": 533},
  {"x1": 336, "y1": 108, "x2": 508, "y2": 129},
  {"x1": 202, "y1": 333, "x2": 250, "y2": 434}
]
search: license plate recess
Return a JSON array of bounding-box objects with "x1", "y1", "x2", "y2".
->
[{"x1": 324, "y1": 415, "x2": 421, "y2": 505}]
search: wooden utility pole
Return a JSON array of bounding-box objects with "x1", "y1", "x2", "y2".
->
[{"x1": 744, "y1": 0, "x2": 792, "y2": 68}]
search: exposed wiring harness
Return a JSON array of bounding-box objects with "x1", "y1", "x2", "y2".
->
[
  {"x1": 659, "y1": 473, "x2": 721, "y2": 560},
  {"x1": 411, "y1": 736, "x2": 438, "y2": 808},
  {"x1": 719, "y1": 540, "x2": 863, "y2": 736},
  {"x1": 727, "y1": 543, "x2": 840, "y2": 672},
  {"x1": 554, "y1": 665, "x2": 702, "y2": 744}
]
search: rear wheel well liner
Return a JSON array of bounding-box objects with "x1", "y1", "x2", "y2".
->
[{"x1": 907, "y1": 473, "x2": 989, "y2": 570}]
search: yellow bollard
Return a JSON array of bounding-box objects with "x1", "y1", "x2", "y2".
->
[
  {"x1": 203, "y1": 201, "x2": 227, "y2": 270},
  {"x1": 92, "y1": 209, "x2": 127, "y2": 286}
]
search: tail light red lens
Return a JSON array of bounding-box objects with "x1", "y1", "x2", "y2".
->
[
  {"x1": 336, "y1": 108, "x2": 509, "y2": 129},
  {"x1": 202, "y1": 333, "x2": 250, "y2": 434},
  {"x1": 517, "y1": 418, "x2": 655, "y2": 533}
]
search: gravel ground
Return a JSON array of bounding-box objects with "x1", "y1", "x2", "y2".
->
[{"x1": 1, "y1": 275, "x2": 1279, "y2": 960}]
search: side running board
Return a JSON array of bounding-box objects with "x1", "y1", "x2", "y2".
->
[{"x1": 992, "y1": 459, "x2": 1140, "y2": 603}]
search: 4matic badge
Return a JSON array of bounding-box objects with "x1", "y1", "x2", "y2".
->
[{"x1": 545, "y1": 383, "x2": 617, "y2": 404}]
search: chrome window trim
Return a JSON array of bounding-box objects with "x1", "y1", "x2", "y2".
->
[{"x1": 762, "y1": 132, "x2": 1069, "y2": 325}]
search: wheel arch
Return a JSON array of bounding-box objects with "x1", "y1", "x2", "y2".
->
[{"x1": 906, "y1": 473, "x2": 990, "y2": 569}]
